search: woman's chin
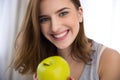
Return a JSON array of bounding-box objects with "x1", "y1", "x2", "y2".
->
[{"x1": 55, "y1": 44, "x2": 70, "y2": 50}]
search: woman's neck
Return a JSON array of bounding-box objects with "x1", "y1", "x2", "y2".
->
[{"x1": 57, "y1": 46, "x2": 71, "y2": 60}]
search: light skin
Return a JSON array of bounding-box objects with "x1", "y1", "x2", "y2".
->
[
  {"x1": 39, "y1": 0, "x2": 83, "y2": 60},
  {"x1": 39, "y1": 0, "x2": 82, "y2": 50},
  {"x1": 34, "y1": 0, "x2": 120, "y2": 80},
  {"x1": 98, "y1": 47, "x2": 120, "y2": 80}
]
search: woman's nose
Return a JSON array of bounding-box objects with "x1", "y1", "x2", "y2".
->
[{"x1": 50, "y1": 17, "x2": 61, "y2": 32}]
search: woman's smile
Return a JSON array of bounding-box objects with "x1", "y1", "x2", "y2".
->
[{"x1": 51, "y1": 30, "x2": 69, "y2": 41}]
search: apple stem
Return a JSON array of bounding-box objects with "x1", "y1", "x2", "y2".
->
[{"x1": 43, "y1": 63, "x2": 50, "y2": 66}]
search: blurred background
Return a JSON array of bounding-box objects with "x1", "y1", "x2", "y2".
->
[{"x1": 0, "y1": 0, "x2": 120, "y2": 80}]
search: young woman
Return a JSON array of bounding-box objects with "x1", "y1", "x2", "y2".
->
[{"x1": 12, "y1": 0, "x2": 120, "y2": 80}]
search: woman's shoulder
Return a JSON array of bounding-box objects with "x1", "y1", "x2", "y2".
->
[
  {"x1": 98, "y1": 47, "x2": 120, "y2": 80},
  {"x1": 99, "y1": 47, "x2": 120, "y2": 64},
  {"x1": 99, "y1": 47, "x2": 120, "y2": 65}
]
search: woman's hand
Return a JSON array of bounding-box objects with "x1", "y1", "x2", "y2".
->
[
  {"x1": 33, "y1": 73, "x2": 74, "y2": 80},
  {"x1": 68, "y1": 77, "x2": 75, "y2": 80},
  {"x1": 33, "y1": 73, "x2": 38, "y2": 80}
]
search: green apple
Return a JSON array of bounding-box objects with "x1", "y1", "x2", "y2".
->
[{"x1": 37, "y1": 56, "x2": 70, "y2": 80}]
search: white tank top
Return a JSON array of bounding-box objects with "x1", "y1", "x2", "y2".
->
[{"x1": 79, "y1": 40, "x2": 106, "y2": 80}]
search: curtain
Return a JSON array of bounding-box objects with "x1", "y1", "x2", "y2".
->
[{"x1": 0, "y1": 0, "x2": 33, "y2": 80}]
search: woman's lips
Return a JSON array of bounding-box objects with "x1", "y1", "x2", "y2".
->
[{"x1": 51, "y1": 30, "x2": 69, "y2": 41}]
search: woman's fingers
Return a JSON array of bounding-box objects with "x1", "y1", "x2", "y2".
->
[
  {"x1": 33, "y1": 74, "x2": 74, "y2": 80},
  {"x1": 68, "y1": 77, "x2": 75, "y2": 80},
  {"x1": 33, "y1": 73, "x2": 38, "y2": 80}
]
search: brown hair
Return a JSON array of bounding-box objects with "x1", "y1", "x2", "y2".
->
[{"x1": 12, "y1": 0, "x2": 92, "y2": 74}]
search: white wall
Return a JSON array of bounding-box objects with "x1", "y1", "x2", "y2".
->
[{"x1": 81, "y1": 0, "x2": 120, "y2": 52}]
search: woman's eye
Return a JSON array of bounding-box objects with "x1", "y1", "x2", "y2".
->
[
  {"x1": 39, "y1": 17, "x2": 49, "y2": 23},
  {"x1": 59, "y1": 11, "x2": 69, "y2": 17}
]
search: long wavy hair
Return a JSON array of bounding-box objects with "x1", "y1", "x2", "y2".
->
[{"x1": 12, "y1": 0, "x2": 92, "y2": 74}]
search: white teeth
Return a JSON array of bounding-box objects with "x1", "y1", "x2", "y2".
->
[{"x1": 53, "y1": 31, "x2": 67, "y2": 38}]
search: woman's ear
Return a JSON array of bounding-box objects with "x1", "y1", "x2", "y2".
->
[{"x1": 78, "y1": 7, "x2": 83, "y2": 23}]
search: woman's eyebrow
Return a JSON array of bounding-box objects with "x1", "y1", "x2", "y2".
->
[
  {"x1": 55, "y1": 7, "x2": 70, "y2": 14},
  {"x1": 39, "y1": 15, "x2": 48, "y2": 18}
]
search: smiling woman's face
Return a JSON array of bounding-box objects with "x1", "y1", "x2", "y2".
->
[{"x1": 39, "y1": 0, "x2": 83, "y2": 50}]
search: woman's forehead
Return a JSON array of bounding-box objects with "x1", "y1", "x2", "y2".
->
[
  {"x1": 39, "y1": 0, "x2": 74, "y2": 8},
  {"x1": 39, "y1": 0, "x2": 74, "y2": 13}
]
